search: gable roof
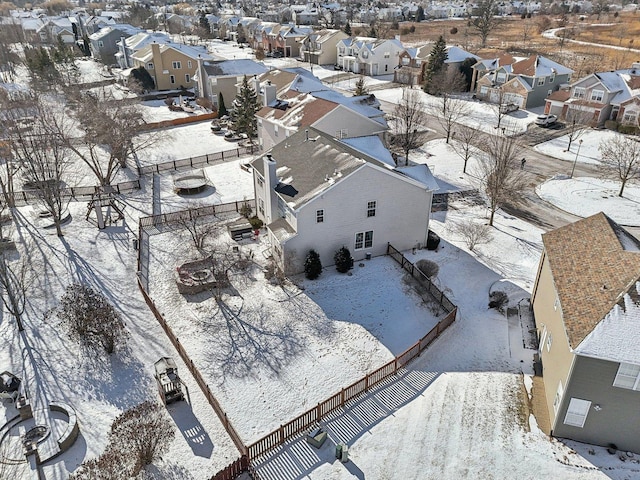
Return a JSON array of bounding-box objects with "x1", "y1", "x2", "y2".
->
[
  {"x1": 251, "y1": 127, "x2": 432, "y2": 210},
  {"x1": 542, "y1": 212, "x2": 640, "y2": 351},
  {"x1": 131, "y1": 43, "x2": 213, "y2": 62},
  {"x1": 511, "y1": 55, "x2": 573, "y2": 77},
  {"x1": 201, "y1": 59, "x2": 268, "y2": 77}
]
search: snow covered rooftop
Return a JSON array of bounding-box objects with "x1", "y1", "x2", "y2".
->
[
  {"x1": 201, "y1": 59, "x2": 268, "y2": 77},
  {"x1": 395, "y1": 165, "x2": 440, "y2": 191},
  {"x1": 340, "y1": 136, "x2": 396, "y2": 167},
  {"x1": 542, "y1": 212, "x2": 640, "y2": 351}
]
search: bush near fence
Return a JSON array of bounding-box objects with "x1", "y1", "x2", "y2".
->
[{"x1": 136, "y1": 215, "x2": 458, "y2": 479}]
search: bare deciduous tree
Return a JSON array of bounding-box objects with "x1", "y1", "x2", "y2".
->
[
  {"x1": 563, "y1": 105, "x2": 594, "y2": 152},
  {"x1": 448, "y1": 218, "x2": 493, "y2": 251},
  {"x1": 57, "y1": 283, "x2": 127, "y2": 354},
  {"x1": 476, "y1": 133, "x2": 527, "y2": 226},
  {"x1": 430, "y1": 93, "x2": 471, "y2": 144},
  {"x1": 598, "y1": 133, "x2": 640, "y2": 197},
  {"x1": 451, "y1": 125, "x2": 485, "y2": 174},
  {"x1": 178, "y1": 211, "x2": 220, "y2": 252},
  {"x1": 471, "y1": 0, "x2": 501, "y2": 47},
  {"x1": 392, "y1": 88, "x2": 428, "y2": 166},
  {"x1": 0, "y1": 252, "x2": 28, "y2": 332}
]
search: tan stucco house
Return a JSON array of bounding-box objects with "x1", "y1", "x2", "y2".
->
[{"x1": 531, "y1": 213, "x2": 640, "y2": 454}]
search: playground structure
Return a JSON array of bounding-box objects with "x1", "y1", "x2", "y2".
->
[
  {"x1": 0, "y1": 371, "x2": 21, "y2": 403},
  {"x1": 154, "y1": 357, "x2": 189, "y2": 405}
]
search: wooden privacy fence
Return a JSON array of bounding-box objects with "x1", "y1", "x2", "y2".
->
[
  {"x1": 387, "y1": 243, "x2": 456, "y2": 313},
  {"x1": 10, "y1": 179, "x2": 141, "y2": 207},
  {"x1": 143, "y1": 112, "x2": 217, "y2": 131},
  {"x1": 138, "y1": 145, "x2": 258, "y2": 176},
  {"x1": 246, "y1": 307, "x2": 457, "y2": 461}
]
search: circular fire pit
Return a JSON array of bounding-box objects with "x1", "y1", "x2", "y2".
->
[{"x1": 190, "y1": 270, "x2": 211, "y2": 282}]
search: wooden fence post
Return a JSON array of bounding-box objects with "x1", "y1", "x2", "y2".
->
[{"x1": 221, "y1": 151, "x2": 224, "y2": 160}]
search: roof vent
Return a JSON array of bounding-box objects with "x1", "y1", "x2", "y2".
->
[{"x1": 601, "y1": 284, "x2": 608, "y2": 291}]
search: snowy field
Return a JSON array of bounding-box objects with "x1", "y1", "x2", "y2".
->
[
  {"x1": 138, "y1": 99, "x2": 211, "y2": 123},
  {"x1": 534, "y1": 128, "x2": 620, "y2": 164}
]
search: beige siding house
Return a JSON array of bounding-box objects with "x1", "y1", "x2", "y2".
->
[
  {"x1": 531, "y1": 213, "x2": 640, "y2": 453},
  {"x1": 299, "y1": 29, "x2": 348, "y2": 66},
  {"x1": 131, "y1": 43, "x2": 212, "y2": 91},
  {"x1": 251, "y1": 128, "x2": 437, "y2": 274}
]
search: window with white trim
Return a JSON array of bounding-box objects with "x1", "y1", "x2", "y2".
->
[
  {"x1": 367, "y1": 201, "x2": 376, "y2": 217},
  {"x1": 335, "y1": 128, "x2": 348, "y2": 139},
  {"x1": 563, "y1": 398, "x2": 591, "y2": 428},
  {"x1": 172, "y1": 61, "x2": 182, "y2": 69},
  {"x1": 170, "y1": 75, "x2": 176, "y2": 84},
  {"x1": 480, "y1": 86, "x2": 488, "y2": 95},
  {"x1": 590, "y1": 89, "x2": 604, "y2": 102},
  {"x1": 622, "y1": 111, "x2": 638, "y2": 125},
  {"x1": 613, "y1": 362, "x2": 640, "y2": 390},
  {"x1": 187, "y1": 60, "x2": 192, "y2": 68},
  {"x1": 98, "y1": 40, "x2": 104, "y2": 47},
  {"x1": 550, "y1": 73, "x2": 556, "y2": 83},
  {"x1": 258, "y1": 198, "x2": 264, "y2": 215},
  {"x1": 573, "y1": 87, "x2": 586, "y2": 99},
  {"x1": 496, "y1": 72, "x2": 506, "y2": 83},
  {"x1": 553, "y1": 382, "x2": 563, "y2": 414},
  {"x1": 384, "y1": 51, "x2": 390, "y2": 58},
  {"x1": 147, "y1": 62, "x2": 154, "y2": 69},
  {"x1": 316, "y1": 209, "x2": 324, "y2": 223},
  {"x1": 537, "y1": 77, "x2": 545, "y2": 86},
  {"x1": 355, "y1": 230, "x2": 374, "y2": 250}
]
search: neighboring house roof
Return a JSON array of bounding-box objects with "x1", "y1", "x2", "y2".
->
[
  {"x1": 541, "y1": 212, "x2": 640, "y2": 352},
  {"x1": 256, "y1": 91, "x2": 338, "y2": 127},
  {"x1": 340, "y1": 136, "x2": 396, "y2": 167},
  {"x1": 89, "y1": 24, "x2": 140, "y2": 41},
  {"x1": 122, "y1": 31, "x2": 170, "y2": 50},
  {"x1": 395, "y1": 165, "x2": 440, "y2": 190},
  {"x1": 132, "y1": 43, "x2": 213, "y2": 62},
  {"x1": 547, "y1": 89, "x2": 571, "y2": 102},
  {"x1": 511, "y1": 54, "x2": 573, "y2": 77},
  {"x1": 444, "y1": 46, "x2": 479, "y2": 64},
  {"x1": 201, "y1": 59, "x2": 268, "y2": 77}
]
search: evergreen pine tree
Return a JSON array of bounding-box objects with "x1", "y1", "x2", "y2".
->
[
  {"x1": 231, "y1": 75, "x2": 260, "y2": 138},
  {"x1": 334, "y1": 246, "x2": 354, "y2": 273},
  {"x1": 344, "y1": 21, "x2": 352, "y2": 36},
  {"x1": 354, "y1": 75, "x2": 368, "y2": 96},
  {"x1": 423, "y1": 35, "x2": 448, "y2": 95},
  {"x1": 368, "y1": 25, "x2": 377, "y2": 38},
  {"x1": 416, "y1": 6, "x2": 425, "y2": 22},
  {"x1": 304, "y1": 250, "x2": 323, "y2": 280},
  {"x1": 217, "y1": 92, "x2": 228, "y2": 117}
]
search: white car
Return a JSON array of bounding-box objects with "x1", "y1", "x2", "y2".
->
[{"x1": 535, "y1": 114, "x2": 558, "y2": 127}]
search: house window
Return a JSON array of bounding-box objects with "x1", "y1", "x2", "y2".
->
[
  {"x1": 613, "y1": 362, "x2": 640, "y2": 390},
  {"x1": 147, "y1": 62, "x2": 154, "y2": 69},
  {"x1": 316, "y1": 209, "x2": 324, "y2": 223},
  {"x1": 187, "y1": 60, "x2": 192, "y2": 68},
  {"x1": 355, "y1": 230, "x2": 374, "y2": 250},
  {"x1": 401, "y1": 56, "x2": 410, "y2": 66},
  {"x1": 591, "y1": 89, "x2": 604, "y2": 102},
  {"x1": 384, "y1": 52, "x2": 390, "y2": 58},
  {"x1": 550, "y1": 73, "x2": 556, "y2": 83},
  {"x1": 185, "y1": 74, "x2": 190, "y2": 83},
  {"x1": 274, "y1": 124, "x2": 279, "y2": 137},
  {"x1": 172, "y1": 61, "x2": 182, "y2": 69},
  {"x1": 335, "y1": 128, "x2": 347, "y2": 139},
  {"x1": 622, "y1": 111, "x2": 638, "y2": 125},
  {"x1": 170, "y1": 75, "x2": 176, "y2": 84},
  {"x1": 480, "y1": 86, "x2": 488, "y2": 95},
  {"x1": 367, "y1": 201, "x2": 376, "y2": 217},
  {"x1": 563, "y1": 398, "x2": 591, "y2": 428},
  {"x1": 339, "y1": 47, "x2": 345, "y2": 55},
  {"x1": 546, "y1": 333, "x2": 552, "y2": 352},
  {"x1": 362, "y1": 50, "x2": 369, "y2": 59},
  {"x1": 573, "y1": 87, "x2": 586, "y2": 99},
  {"x1": 496, "y1": 72, "x2": 506, "y2": 83},
  {"x1": 553, "y1": 382, "x2": 563, "y2": 414},
  {"x1": 385, "y1": 64, "x2": 388, "y2": 72},
  {"x1": 98, "y1": 40, "x2": 104, "y2": 47},
  {"x1": 257, "y1": 175, "x2": 264, "y2": 188},
  {"x1": 537, "y1": 77, "x2": 545, "y2": 86},
  {"x1": 258, "y1": 198, "x2": 264, "y2": 215}
]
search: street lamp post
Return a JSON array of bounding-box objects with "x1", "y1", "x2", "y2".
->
[{"x1": 570, "y1": 139, "x2": 583, "y2": 178}]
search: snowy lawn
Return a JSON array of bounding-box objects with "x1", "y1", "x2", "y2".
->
[
  {"x1": 147, "y1": 225, "x2": 443, "y2": 444},
  {"x1": 138, "y1": 99, "x2": 211, "y2": 123},
  {"x1": 533, "y1": 128, "x2": 620, "y2": 164}
]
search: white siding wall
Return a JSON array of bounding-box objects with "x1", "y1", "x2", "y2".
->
[
  {"x1": 313, "y1": 107, "x2": 384, "y2": 139},
  {"x1": 282, "y1": 164, "x2": 432, "y2": 273}
]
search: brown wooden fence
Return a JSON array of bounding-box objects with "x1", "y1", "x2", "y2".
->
[
  {"x1": 10, "y1": 179, "x2": 141, "y2": 207},
  {"x1": 387, "y1": 243, "x2": 456, "y2": 313},
  {"x1": 144, "y1": 112, "x2": 217, "y2": 131},
  {"x1": 135, "y1": 218, "x2": 457, "y2": 479},
  {"x1": 246, "y1": 306, "x2": 457, "y2": 461},
  {"x1": 137, "y1": 145, "x2": 258, "y2": 176}
]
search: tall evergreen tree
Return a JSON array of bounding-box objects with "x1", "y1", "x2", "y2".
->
[
  {"x1": 217, "y1": 92, "x2": 227, "y2": 117},
  {"x1": 423, "y1": 35, "x2": 448, "y2": 95},
  {"x1": 304, "y1": 250, "x2": 322, "y2": 280},
  {"x1": 416, "y1": 6, "x2": 425, "y2": 22},
  {"x1": 353, "y1": 75, "x2": 368, "y2": 96},
  {"x1": 344, "y1": 21, "x2": 352, "y2": 36},
  {"x1": 231, "y1": 75, "x2": 260, "y2": 138}
]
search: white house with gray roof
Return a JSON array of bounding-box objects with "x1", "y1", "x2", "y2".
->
[
  {"x1": 336, "y1": 36, "x2": 404, "y2": 76},
  {"x1": 251, "y1": 127, "x2": 437, "y2": 274}
]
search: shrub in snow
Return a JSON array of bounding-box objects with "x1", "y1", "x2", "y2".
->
[
  {"x1": 449, "y1": 219, "x2": 492, "y2": 251},
  {"x1": 239, "y1": 202, "x2": 252, "y2": 219},
  {"x1": 109, "y1": 401, "x2": 175, "y2": 476},
  {"x1": 249, "y1": 215, "x2": 263, "y2": 230},
  {"x1": 68, "y1": 448, "x2": 126, "y2": 480},
  {"x1": 416, "y1": 259, "x2": 439, "y2": 279},
  {"x1": 58, "y1": 283, "x2": 127, "y2": 354},
  {"x1": 304, "y1": 250, "x2": 322, "y2": 280},
  {"x1": 334, "y1": 246, "x2": 353, "y2": 273},
  {"x1": 488, "y1": 291, "x2": 508, "y2": 312}
]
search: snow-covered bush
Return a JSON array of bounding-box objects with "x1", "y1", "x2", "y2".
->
[
  {"x1": 334, "y1": 246, "x2": 353, "y2": 273},
  {"x1": 488, "y1": 291, "x2": 508, "y2": 312},
  {"x1": 416, "y1": 259, "x2": 439, "y2": 279},
  {"x1": 304, "y1": 250, "x2": 322, "y2": 280},
  {"x1": 57, "y1": 283, "x2": 127, "y2": 354}
]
